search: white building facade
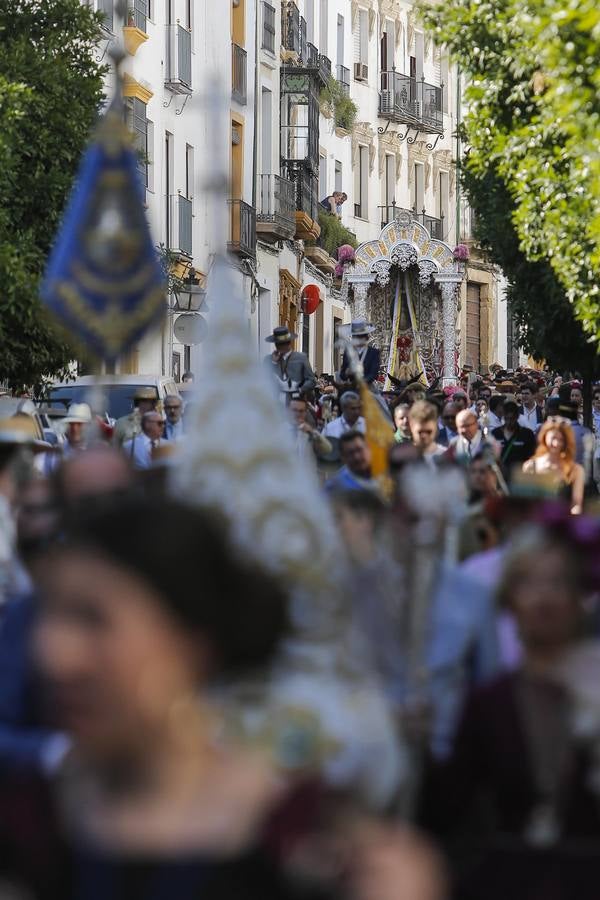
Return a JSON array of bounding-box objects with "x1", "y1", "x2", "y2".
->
[{"x1": 87, "y1": 0, "x2": 503, "y2": 381}]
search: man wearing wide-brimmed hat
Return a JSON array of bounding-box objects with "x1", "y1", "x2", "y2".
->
[
  {"x1": 263, "y1": 326, "x2": 316, "y2": 402},
  {"x1": 339, "y1": 320, "x2": 380, "y2": 386},
  {"x1": 113, "y1": 386, "x2": 158, "y2": 446}
]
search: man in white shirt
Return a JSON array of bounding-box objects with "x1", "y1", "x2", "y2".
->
[
  {"x1": 323, "y1": 391, "x2": 366, "y2": 439},
  {"x1": 518, "y1": 382, "x2": 543, "y2": 432},
  {"x1": 409, "y1": 401, "x2": 446, "y2": 466},
  {"x1": 288, "y1": 395, "x2": 332, "y2": 462},
  {"x1": 123, "y1": 411, "x2": 164, "y2": 469}
]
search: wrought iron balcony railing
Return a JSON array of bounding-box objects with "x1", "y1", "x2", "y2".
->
[
  {"x1": 165, "y1": 25, "x2": 192, "y2": 94},
  {"x1": 257, "y1": 175, "x2": 296, "y2": 239},
  {"x1": 379, "y1": 70, "x2": 443, "y2": 133},
  {"x1": 168, "y1": 195, "x2": 193, "y2": 258},
  {"x1": 379, "y1": 203, "x2": 445, "y2": 241},
  {"x1": 281, "y1": 160, "x2": 319, "y2": 223},
  {"x1": 282, "y1": 1, "x2": 301, "y2": 55},
  {"x1": 232, "y1": 43, "x2": 247, "y2": 105},
  {"x1": 336, "y1": 65, "x2": 350, "y2": 95},
  {"x1": 228, "y1": 200, "x2": 257, "y2": 258}
]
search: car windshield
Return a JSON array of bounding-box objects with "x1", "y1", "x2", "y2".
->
[{"x1": 41, "y1": 385, "x2": 158, "y2": 420}]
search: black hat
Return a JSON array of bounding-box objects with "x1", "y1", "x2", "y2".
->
[{"x1": 266, "y1": 326, "x2": 297, "y2": 344}]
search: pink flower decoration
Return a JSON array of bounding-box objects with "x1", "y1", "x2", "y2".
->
[
  {"x1": 334, "y1": 262, "x2": 345, "y2": 279},
  {"x1": 336, "y1": 244, "x2": 356, "y2": 263},
  {"x1": 453, "y1": 244, "x2": 470, "y2": 261}
]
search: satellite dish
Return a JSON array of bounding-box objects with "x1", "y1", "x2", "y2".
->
[{"x1": 173, "y1": 313, "x2": 207, "y2": 345}]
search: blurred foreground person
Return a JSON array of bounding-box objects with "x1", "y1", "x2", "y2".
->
[
  {"x1": 0, "y1": 449, "x2": 134, "y2": 776},
  {"x1": 423, "y1": 525, "x2": 600, "y2": 900},
  {"x1": 0, "y1": 496, "x2": 446, "y2": 900}
]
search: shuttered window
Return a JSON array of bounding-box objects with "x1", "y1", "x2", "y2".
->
[{"x1": 466, "y1": 282, "x2": 481, "y2": 372}]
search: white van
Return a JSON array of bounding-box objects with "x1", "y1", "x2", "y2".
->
[{"x1": 38, "y1": 375, "x2": 180, "y2": 422}]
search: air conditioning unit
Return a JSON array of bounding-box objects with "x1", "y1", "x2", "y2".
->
[{"x1": 354, "y1": 62, "x2": 368, "y2": 82}]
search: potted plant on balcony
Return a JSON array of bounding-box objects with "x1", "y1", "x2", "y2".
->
[
  {"x1": 127, "y1": 6, "x2": 135, "y2": 26},
  {"x1": 320, "y1": 76, "x2": 358, "y2": 135}
]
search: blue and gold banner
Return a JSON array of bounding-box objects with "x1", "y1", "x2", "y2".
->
[{"x1": 41, "y1": 102, "x2": 166, "y2": 362}]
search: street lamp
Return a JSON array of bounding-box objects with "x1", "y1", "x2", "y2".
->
[{"x1": 173, "y1": 267, "x2": 207, "y2": 312}]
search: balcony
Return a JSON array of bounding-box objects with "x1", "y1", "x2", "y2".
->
[
  {"x1": 168, "y1": 194, "x2": 193, "y2": 258},
  {"x1": 282, "y1": 1, "x2": 301, "y2": 58},
  {"x1": 379, "y1": 203, "x2": 445, "y2": 241},
  {"x1": 281, "y1": 160, "x2": 320, "y2": 241},
  {"x1": 304, "y1": 42, "x2": 332, "y2": 86},
  {"x1": 228, "y1": 200, "x2": 256, "y2": 258},
  {"x1": 261, "y1": 1, "x2": 276, "y2": 54},
  {"x1": 165, "y1": 25, "x2": 192, "y2": 94},
  {"x1": 256, "y1": 175, "x2": 296, "y2": 241},
  {"x1": 232, "y1": 43, "x2": 247, "y2": 105},
  {"x1": 336, "y1": 65, "x2": 350, "y2": 95},
  {"x1": 378, "y1": 71, "x2": 443, "y2": 134}
]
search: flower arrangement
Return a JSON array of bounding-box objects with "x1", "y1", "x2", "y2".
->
[
  {"x1": 453, "y1": 243, "x2": 470, "y2": 262},
  {"x1": 334, "y1": 243, "x2": 356, "y2": 279}
]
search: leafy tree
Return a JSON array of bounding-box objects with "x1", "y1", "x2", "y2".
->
[
  {"x1": 314, "y1": 211, "x2": 357, "y2": 258},
  {"x1": 421, "y1": 0, "x2": 600, "y2": 345},
  {"x1": 462, "y1": 162, "x2": 600, "y2": 383},
  {"x1": 0, "y1": 0, "x2": 105, "y2": 391}
]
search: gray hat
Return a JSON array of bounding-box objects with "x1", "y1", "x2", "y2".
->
[
  {"x1": 266, "y1": 326, "x2": 298, "y2": 344},
  {"x1": 351, "y1": 319, "x2": 376, "y2": 336}
]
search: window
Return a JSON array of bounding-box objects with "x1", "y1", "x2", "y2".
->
[
  {"x1": 185, "y1": 144, "x2": 194, "y2": 199},
  {"x1": 440, "y1": 54, "x2": 449, "y2": 113},
  {"x1": 127, "y1": 98, "x2": 148, "y2": 186},
  {"x1": 133, "y1": 0, "x2": 148, "y2": 31},
  {"x1": 385, "y1": 154, "x2": 395, "y2": 207},
  {"x1": 261, "y1": 2, "x2": 276, "y2": 53},
  {"x1": 414, "y1": 31, "x2": 424, "y2": 78},
  {"x1": 306, "y1": 0, "x2": 315, "y2": 44},
  {"x1": 97, "y1": 0, "x2": 113, "y2": 32},
  {"x1": 334, "y1": 159, "x2": 342, "y2": 193},
  {"x1": 165, "y1": 131, "x2": 173, "y2": 243},
  {"x1": 413, "y1": 162, "x2": 424, "y2": 213},
  {"x1": 337, "y1": 13, "x2": 344, "y2": 66},
  {"x1": 302, "y1": 313, "x2": 310, "y2": 355},
  {"x1": 354, "y1": 145, "x2": 368, "y2": 218},
  {"x1": 439, "y1": 170, "x2": 449, "y2": 236},
  {"x1": 319, "y1": 154, "x2": 328, "y2": 198},
  {"x1": 380, "y1": 19, "x2": 394, "y2": 70},
  {"x1": 356, "y1": 9, "x2": 368, "y2": 64},
  {"x1": 261, "y1": 88, "x2": 272, "y2": 173},
  {"x1": 319, "y1": 0, "x2": 328, "y2": 54},
  {"x1": 146, "y1": 119, "x2": 154, "y2": 192}
]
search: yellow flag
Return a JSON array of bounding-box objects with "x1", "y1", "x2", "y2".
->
[{"x1": 359, "y1": 383, "x2": 395, "y2": 485}]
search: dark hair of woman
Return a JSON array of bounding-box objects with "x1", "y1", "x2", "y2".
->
[{"x1": 55, "y1": 496, "x2": 289, "y2": 676}]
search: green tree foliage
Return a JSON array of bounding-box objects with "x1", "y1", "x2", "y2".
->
[
  {"x1": 463, "y1": 163, "x2": 600, "y2": 379},
  {"x1": 316, "y1": 211, "x2": 358, "y2": 258},
  {"x1": 0, "y1": 0, "x2": 105, "y2": 391},
  {"x1": 421, "y1": 0, "x2": 600, "y2": 346}
]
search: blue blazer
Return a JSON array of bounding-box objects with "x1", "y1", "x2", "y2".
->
[{"x1": 341, "y1": 346, "x2": 381, "y2": 384}]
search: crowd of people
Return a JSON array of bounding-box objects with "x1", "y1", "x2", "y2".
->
[{"x1": 0, "y1": 324, "x2": 599, "y2": 899}]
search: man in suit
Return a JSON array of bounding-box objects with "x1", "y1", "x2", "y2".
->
[
  {"x1": 123, "y1": 411, "x2": 164, "y2": 469},
  {"x1": 518, "y1": 381, "x2": 544, "y2": 432},
  {"x1": 163, "y1": 395, "x2": 184, "y2": 442},
  {"x1": 340, "y1": 320, "x2": 381, "y2": 386},
  {"x1": 263, "y1": 326, "x2": 316, "y2": 402}
]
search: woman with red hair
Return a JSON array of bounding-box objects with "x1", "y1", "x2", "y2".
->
[{"x1": 523, "y1": 420, "x2": 585, "y2": 514}]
